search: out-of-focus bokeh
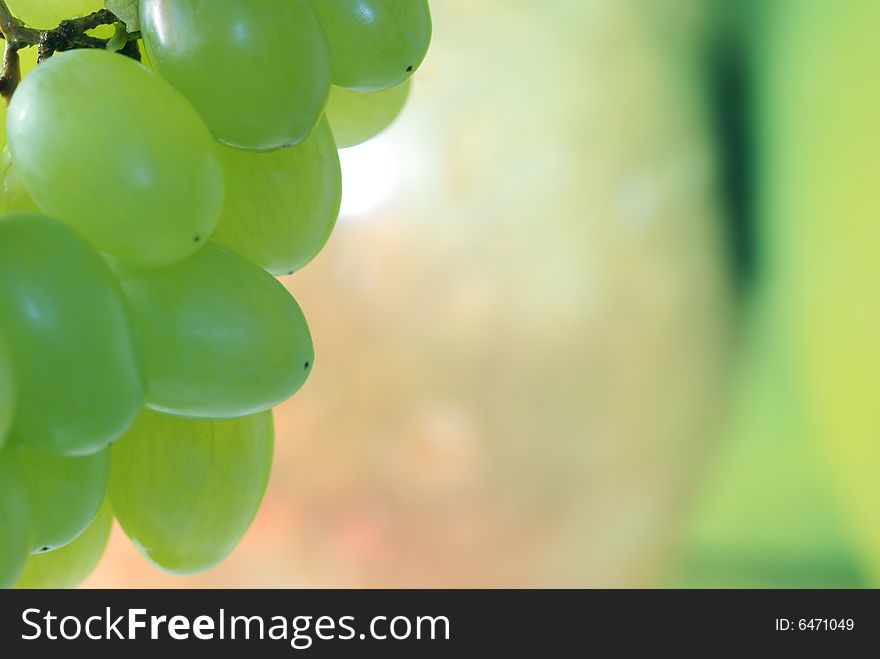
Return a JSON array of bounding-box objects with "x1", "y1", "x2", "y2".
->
[{"x1": 86, "y1": 0, "x2": 876, "y2": 588}]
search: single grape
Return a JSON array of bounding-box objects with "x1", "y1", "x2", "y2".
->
[
  {"x1": 0, "y1": 448, "x2": 29, "y2": 589},
  {"x1": 140, "y1": 0, "x2": 331, "y2": 150},
  {"x1": 6, "y1": 49, "x2": 223, "y2": 267},
  {"x1": 0, "y1": 148, "x2": 40, "y2": 215},
  {"x1": 15, "y1": 499, "x2": 112, "y2": 589},
  {"x1": 213, "y1": 117, "x2": 341, "y2": 274},
  {"x1": 5, "y1": 0, "x2": 102, "y2": 28},
  {"x1": 0, "y1": 213, "x2": 142, "y2": 455},
  {"x1": 326, "y1": 81, "x2": 411, "y2": 148},
  {"x1": 19, "y1": 445, "x2": 110, "y2": 553},
  {"x1": 110, "y1": 409, "x2": 274, "y2": 574},
  {"x1": 112, "y1": 243, "x2": 314, "y2": 419},
  {"x1": 309, "y1": 0, "x2": 431, "y2": 91},
  {"x1": 0, "y1": 333, "x2": 14, "y2": 451}
]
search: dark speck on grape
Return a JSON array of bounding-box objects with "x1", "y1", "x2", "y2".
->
[
  {"x1": 41, "y1": 546, "x2": 50, "y2": 552},
  {"x1": 406, "y1": 65, "x2": 414, "y2": 72},
  {"x1": 193, "y1": 235, "x2": 201, "y2": 243},
  {"x1": 304, "y1": 361, "x2": 311, "y2": 370}
]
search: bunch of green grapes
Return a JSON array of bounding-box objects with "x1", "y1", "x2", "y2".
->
[{"x1": 0, "y1": 0, "x2": 431, "y2": 588}]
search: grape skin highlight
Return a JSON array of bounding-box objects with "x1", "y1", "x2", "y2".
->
[
  {"x1": 140, "y1": 0, "x2": 331, "y2": 151},
  {"x1": 7, "y1": 49, "x2": 224, "y2": 267},
  {"x1": 0, "y1": 213, "x2": 142, "y2": 456}
]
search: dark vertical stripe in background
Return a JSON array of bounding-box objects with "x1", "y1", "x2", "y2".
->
[{"x1": 711, "y1": 33, "x2": 755, "y2": 294}]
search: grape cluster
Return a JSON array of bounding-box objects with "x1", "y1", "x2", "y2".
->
[{"x1": 0, "y1": 0, "x2": 431, "y2": 588}]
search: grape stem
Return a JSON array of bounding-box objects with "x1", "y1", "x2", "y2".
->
[{"x1": 0, "y1": 0, "x2": 139, "y2": 105}]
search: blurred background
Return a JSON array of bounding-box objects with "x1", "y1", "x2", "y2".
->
[{"x1": 85, "y1": 0, "x2": 877, "y2": 588}]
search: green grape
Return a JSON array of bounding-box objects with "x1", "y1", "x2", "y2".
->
[
  {"x1": 110, "y1": 409, "x2": 274, "y2": 574},
  {"x1": 7, "y1": 49, "x2": 223, "y2": 267},
  {"x1": 309, "y1": 0, "x2": 432, "y2": 91},
  {"x1": 0, "y1": 213, "x2": 142, "y2": 455},
  {"x1": 0, "y1": 333, "x2": 14, "y2": 450},
  {"x1": 140, "y1": 0, "x2": 331, "y2": 151},
  {"x1": 326, "y1": 81, "x2": 411, "y2": 148},
  {"x1": 6, "y1": 0, "x2": 103, "y2": 27},
  {"x1": 0, "y1": 448, "x2": 29, "y2": 588},
  {"x1": 0, "y1": 148, "x2": 40, "y2": 214},
  {"x1": 213, "y1": 117, "x2": 341, "y2": 274},
  {"x1": 15, "y1": 499, "x2": 112, "y2": 589},
  {"x1": 19, "y1": 445, "x2": 110, "y2": 553},
  {"x1": 112, "y1": 243, "x2": 314, "y2": 419}
]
